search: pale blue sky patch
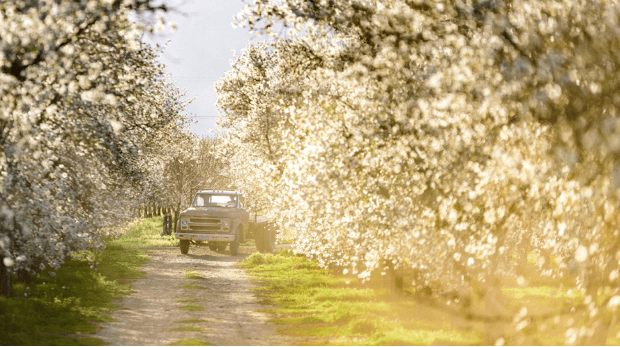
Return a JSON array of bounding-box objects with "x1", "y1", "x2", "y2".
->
[{"x1": 142, "y1": 0, "x2": 259, "y2": 137}]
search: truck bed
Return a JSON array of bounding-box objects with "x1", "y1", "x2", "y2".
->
[{"x1": 249, "y1": 215, "x2": 270, "y2": 225}]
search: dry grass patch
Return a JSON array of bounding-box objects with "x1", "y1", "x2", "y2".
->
[{"x1": 178, "y1": 305, "x2": 203, "y2": 311}]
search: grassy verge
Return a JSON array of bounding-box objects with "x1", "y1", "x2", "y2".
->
[
  {"x1": 0, "y1": 216, "x2": 171, "y2": 345},
  {"x1": 241, "y1": 250, "x2": 480, "y2": 345},
  {"x1": 179, "y1": 305, "x2": 204, "y2": 311},
  {"x1": 241, "y1": 250, "x2": 620, "y2": 345},
  {"x1": 169, "y1": 338, "x2": 210, "y2": 346},
  {"x1": 111, "y1": 216, "x2": 178, "y2": 248}
]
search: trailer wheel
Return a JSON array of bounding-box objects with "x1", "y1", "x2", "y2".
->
[
  {"x1": 255, "y1": 227, "x2": 266, "y2": 253},
  {"x1": 180, "y1": 240, "x2": 190, "y2": 254},
  {"x1": 230, "y1": 229, "x2": 240, "y2": 256},
  {"x1": 208, "y1": 242, "x2": 218, "y2": 251},
  {"x1": 264, "y1": 226, "x2": 276, "y2": 252}
]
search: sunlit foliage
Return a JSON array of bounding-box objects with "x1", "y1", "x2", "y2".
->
[
  {"x1": 218, "y1": 0, "x2": 620, "y2": 344},
  {"x1": 162, "y1": 134, "x2": 229, "y2": 226},
  {"x1": 0, "y1": 1, "x2": 189, "y2": 292}
]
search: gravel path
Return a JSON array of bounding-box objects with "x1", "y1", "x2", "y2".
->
[{"x1": 91, "y1": 244, "x2": 294, "y2": 346}]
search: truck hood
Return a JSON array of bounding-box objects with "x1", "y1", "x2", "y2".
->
[{"x1": 180, "y1": 207, "x2": 237, "y2": 218}]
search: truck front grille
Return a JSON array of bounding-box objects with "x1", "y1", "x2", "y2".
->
[
  {"x1": 190, "y1": 218, "x2": 220, "y2": 224},
  {"x1": 186, "y1": 217, "x2": 228, "y2": 233},
  {"x1": 190, "y1": 225, "x2": 221, "y2": 231}
]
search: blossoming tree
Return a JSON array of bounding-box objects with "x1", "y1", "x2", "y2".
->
[
  {"x1": 0, "y1": 0, "x2": 189, "y2": 295},
  {"x1": 219, "y1": 0, "x2": 620, "y2": 344}
]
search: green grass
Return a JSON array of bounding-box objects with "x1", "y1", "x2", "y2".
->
[
  {"x1": 185, "y1": 273, "x2": 204, "y2": 280},
  {"x1": 113, "y1": 216, "x2": 179, "y2": 248},
  {"x1": 175, "y1": 318, "x2": 210, "y2": 324},
  {"x1": 241, "y1": 251, "x2": 482, "y2": 345},
  {"x1": 0, "y1": 216, "x2": 170, "y2": 345},
  {"x1": 178, "y1": 305, "x2": 203, "y2": 311},
  {"x1": 171, "y1": 325, "x2": 206, "y2": 332},
  {"x1": 277, "y1": 228, "x2": 295, "y2": 244},
  {"x1": 183, "y1": 284, "x2": 205, "y2": 290},
  {"x1": 241, "y1": 239, "x2": 256, "y2": 246},
  {"x1": 170, "y1": 338, "x2": 210, "y2": 346},
  {"x1": 241, "y1": 250, "x2": 620, "y2": 345},
  {"x1": 177, "y1": 299, "x2": 200, "y2": 303}
]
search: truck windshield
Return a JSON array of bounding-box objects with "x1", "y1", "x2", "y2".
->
[{"x1": 193, "y1": 194, "x2": 238, "y2": 208}]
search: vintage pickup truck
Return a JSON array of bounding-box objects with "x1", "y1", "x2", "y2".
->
[{"x1": 174, "y1": 189, "x2": 276, "y2": 255}]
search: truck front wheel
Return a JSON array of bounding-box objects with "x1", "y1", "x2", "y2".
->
[
  {"x1": 180, "y1": 240, "x2": 190, "y2": 254},
  {"x1": 208, "y1": 242, "x2": 218, "y2": 251},
  {"x1": 230, "y1": 229, "x2": 240, "y2": 256}
]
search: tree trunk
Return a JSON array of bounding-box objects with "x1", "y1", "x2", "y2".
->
[
  {"x1": 582, "y1": 265, "x2": 610, "y2": 345},
  {"x1": 540, "y1": 248, "x2": 551, "y2": 270},
  {"x1": 167, "y1": 208, "x2": 173, "y2": 235},
  {"x1": 484, "y1": 230, "x2": 507, "y2": 345},
  {"x1": 161, "y1": 209, "x2": 173, "y2": 236},
  {"x1": 172, "y1": 201, "x2": 182, "y2": 233},
  {"x1": 17, "y1": 268, "x2": 31, "y2": 284},
  {"x1": 483, "y1": 276, "x2": 506, "y2": 345},
  {"x1": 0, "y1": 261, "x2": 12, "y2": 297},
  {"x1": 382, "y1": 260, "x2": 404, "y2": 294},
  {"x1": 583, "y1": 311, "x2": 611, "y2": 345},
  {"x1": 516, "y1": 237, "x2": 529, "y2": 277}
]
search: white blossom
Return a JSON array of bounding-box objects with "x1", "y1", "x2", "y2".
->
[{"x1": 218, "y1": 0, "x2": 620, "y2": 343}]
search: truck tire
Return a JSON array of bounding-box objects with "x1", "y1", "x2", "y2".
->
[
  {"x1": 180, "y1": 240, "x2": 190, "y2": 254},
  {"x1": 217, "y1": 242, "x2": 227, "y2": 251},
  {"x1": 208, "y1": 242, "x2": 218, "y2": 251},
  {"x1": 263, "y1": 226, "x2": 276, "y2": 252},
  {"x1": 230, "y1": 229, "x2": 240, "y2": 256},
  {"x1": 255, "y1": 227, "x2": 266, "y2": 253}
]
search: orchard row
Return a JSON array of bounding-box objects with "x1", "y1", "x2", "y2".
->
[
  {"x1": 0, "y1": 1, "x2": 224, "y2": 297},
  {"x1": 217, "y1": 1, "x2": 620, "y2": 345}
]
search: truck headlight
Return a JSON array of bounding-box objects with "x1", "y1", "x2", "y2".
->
[
  {"x1": 181, "y1": 218, "x2": 189, "y2": 226},
  {"x1": 222, "y1": 219, "x2": 229, "y2": 228}
]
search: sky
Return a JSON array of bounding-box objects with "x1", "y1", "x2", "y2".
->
[{"x1": 142, "y1": 0, "x2": 260, "y2": 137}]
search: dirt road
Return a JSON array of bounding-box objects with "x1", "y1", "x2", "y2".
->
[{"x1": 91, "y1": 244, "x2": 294, "y2": 346}]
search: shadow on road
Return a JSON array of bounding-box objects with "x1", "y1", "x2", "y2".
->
[
  {"x1": 139, "y1": 244, "x2": 291, "y2": 264},
  {"x1": 92, "y1": 246, "x2": 294, "y2": 345},
  {"x1": 184, "y1": 253, "x2": 250, "y2": 262}
]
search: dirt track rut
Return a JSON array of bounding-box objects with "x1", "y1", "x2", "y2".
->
[{"x1": 91, "y1": 245, "x2": 293, "y2": 346}]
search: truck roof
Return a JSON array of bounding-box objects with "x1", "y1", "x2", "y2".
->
[{"x1": 196, "y1": 189, "x2": 242, "y2": 195}]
